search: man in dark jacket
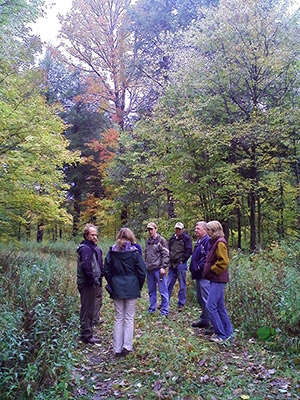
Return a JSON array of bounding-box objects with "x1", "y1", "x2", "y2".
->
[
  {"x1": 189, "y1": 221, "x2": 211, "y2": 328},
  {"x1": 77, "y1": 224, "x2": 103, "y2": 344},
  {"x1": 167, "y1": 222, "x2": 192, "y2": 311}
]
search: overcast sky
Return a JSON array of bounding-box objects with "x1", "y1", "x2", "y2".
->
[
  {"x1": 31, "y1": 0, "x2": 300, "y2": 46},
  {"x1": 31, "y1": 0, "x2": 73, "y2": 45}
]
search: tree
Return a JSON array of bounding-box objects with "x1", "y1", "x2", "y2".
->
[
  {"x1": 164, "y1": 0, "x2": 300, "y2": 249},
  {"x1": 41, "y1": 49, "x2": 119, "y2": 236},
  {"x1": 59, "y1": 0, "x2": 138, "y2": 130},
  {"x1": 0, "y1": 70, "x2": 79, "y2": 240},
  {"x1": 0, "y1": 1, "x2": 79, "y2": 241}
]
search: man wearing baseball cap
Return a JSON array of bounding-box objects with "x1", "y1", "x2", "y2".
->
[
  {"x1": 144, "y1": 222, "x2": 170, "y2": 316},
  {"x1": 167, "y1": 222, "x2": 192, "y2": 312}
]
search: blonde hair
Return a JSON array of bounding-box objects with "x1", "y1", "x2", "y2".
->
[
  {"x1": 83, "y1": 223, "x2": 97, "y2": 239},
  {"x1": 115, "y1": 227, "x2": 136, "y2": 250},
  {"x1": 206, "y1": 221, "x2": 224, "y2": 239}
]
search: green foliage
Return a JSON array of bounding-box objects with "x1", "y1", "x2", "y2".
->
[
  {"x1": 73, "y1": 240, "x2": 300, "y2": 399},
  {"x1": 1, "y1": 240, "x2": 300, "y2": 399},
  {"x1": 0, "y1": 1, "x2": 80, "y2": 241},
  {"x1": 108, "y1": 0, "x2": 300, "y2": 249},
  {"x1": 226, "y1": 241, "x2": 300, "y2": 353},
  {"x1": 0, "y1": 246, "x2": 79, "y2": 399}
]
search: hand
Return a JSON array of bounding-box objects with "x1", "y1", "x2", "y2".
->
[{"x1": 160, "y1": 268, "x2": 166, "y2": 275}]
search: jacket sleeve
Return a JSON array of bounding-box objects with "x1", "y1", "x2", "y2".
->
[
  {"x1": 135, "y1": 252, "x2": 147, "y2": 289},
  {"x1": 181, "y1": 235, "x2": 193, "y2": 263},
  {"x1": 189, "y1": 249, "x2": 200, "y2": 280},
  {"x1": 79, "y1": 246, "x2": 94, "y2": 285},
  {"x1": 99, "y1": 249, "x2": 104, "y2": 274},
  {"x1": 104, "y1": 251, "x2": 113, "y2": 285},
  {"x1": 198, "y1": 236, "x2": 210, "y2": 269},
  {"x1": 210, "y1": 242, "x2": 229, "y2": 275},
  {"x1": 159, "y1": 237, "x2": 170, "y2": 269}
]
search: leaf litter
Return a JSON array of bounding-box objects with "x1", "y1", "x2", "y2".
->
[{"x1": 70, "y1": 292, "x2": 300, "y2": 399}]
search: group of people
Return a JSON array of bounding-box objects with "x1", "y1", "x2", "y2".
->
[{"x1": 76, "y1": 220, "x2": 233, "y2": 357}]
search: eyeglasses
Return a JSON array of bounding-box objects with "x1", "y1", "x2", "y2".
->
[{"x1": 147, "y1": 228, "x2": 154, "y2": 231}]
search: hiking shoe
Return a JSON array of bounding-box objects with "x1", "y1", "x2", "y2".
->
[
  {"x1": 115, "y1": 352, "x2": 123, "y2": 358},
  {"x1": 210, "y1": 336, "x2": 226, "y2": 343},
  {"x1": 122, "y1": 348, "x2": 133, "y2": 357},
  {"x1": 92, "y1": 319, "x2": 104, "y2": 326},
  {"x1": 192, "y1": 320, "x2": 209, "y2": 328},
  {"x1": 178, "y1": 306, "x2": 184, "y2": 312},
  {"x1": 209, "y1": 333, "x2": 218, "y2": 340},
  {"x1": 204, "y1": 327, "x2": 215, "y2": 335},
  {"x1": 84, "y1": 336, "x2": 101, "y2": 344}
]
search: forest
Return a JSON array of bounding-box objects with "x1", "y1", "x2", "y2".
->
[
  {"x1": 1, "y1": 0, "x2": 300, "y2": 249},
  {"x1": 1, "y1": 0, "x2": 300, "y2": 399}
]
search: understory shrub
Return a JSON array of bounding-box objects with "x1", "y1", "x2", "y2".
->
[
  {"x1": 224, "y1": 240, "x2": 300, "y2": 352},
  {"x1": 0, "y1": 247, "x2": 79, "y2": 399}
]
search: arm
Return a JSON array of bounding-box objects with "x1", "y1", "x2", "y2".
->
[
  {"x1": 133, "y1": 243, "x2": 143, "y2": 255},
  {"x1": 198, "y1": 236, "x2": 210, "y2": 269},
  {"x1": 104, "y1": 252, "x2": 113, "y2": 285},
  {"x1": 98, "y1": 249, "x2": 104, "y2": 275},
  {"x1": 159, "y1": 237, "x2": 170, "y2": 270},
  {"x1": 210, "y1": 242, "x2": 229, "y2": 275},
  {"x1": 181, "y1": 235, "x2": 193, "y2": 263},
  {"x1": 79, "y1": 246, "x2": 94, "y2": 285},
  {"x1": 135, "y1": 252, "x2": 147, "y2": 289}
]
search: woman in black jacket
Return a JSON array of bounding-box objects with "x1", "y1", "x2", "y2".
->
[{"x1": 104, "y1": 228, "x2": 146, "y2": 357}]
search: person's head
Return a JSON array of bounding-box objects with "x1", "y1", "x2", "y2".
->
[
  {"x1": 206, "y1": 220, "x2": 224, "y2": 239},
  {"x1": 83, "y1": 224, "x2": 98, "y2": 244},
  {"x1": 174, "y1": 222, "x2": 184, "y2": 236},
  {"x1": 195, "y1": 221, "x2": 207, "y2": 239},
  {"x1": 116, "y1": 227, "x2": 136, "y2": 249},
  {"x1": 147, "y1": 222, "x2": 157, "y2": 238}
]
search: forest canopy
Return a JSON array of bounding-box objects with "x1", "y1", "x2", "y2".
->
[{"x1": 1, "y1": 0, "x2": 300, "y2": 249}]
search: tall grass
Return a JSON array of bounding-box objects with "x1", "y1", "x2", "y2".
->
[
  {"x1": 0, "y1": 246, "x2": 79, "y2": 399},
  {"x1": 1, "y1": 239, "x2": 299, "y2": 398},
  {"x1": 223, "y1": 240, "x2": 300, "y2": 352}
]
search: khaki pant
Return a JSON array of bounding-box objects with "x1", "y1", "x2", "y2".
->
[{"x1": 113, "y1": 298, "x2": 137, "y2": 353}]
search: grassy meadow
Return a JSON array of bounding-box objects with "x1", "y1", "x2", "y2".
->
[{"x1": 0, "y1": 239, "x2": 299, "y2": 399}]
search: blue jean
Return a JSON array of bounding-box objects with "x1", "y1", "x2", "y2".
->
[
  {"x1": 206, "y1": 282, "x2": 233, "y2": 339},
  {"x1": 195, "y1": 278, "x2": 210, "y2": 324},
  {"x1": 167, "y1": 262, "x2": 187, "y2": 307},
  {"x1": 147, "y1": 269, "x2": 169, "y2": 315}
]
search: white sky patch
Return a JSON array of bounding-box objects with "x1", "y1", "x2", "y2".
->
[{"x1": 30, "y1": 0, "x2": 73, "y2": 45}]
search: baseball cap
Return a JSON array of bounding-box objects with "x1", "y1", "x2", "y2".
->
[
  {"x1": 147, "y1": 222, "x2": 157, "y2": 229},
  {"x1": 175, "y1": 222, "x2": 184, "y2": 229}
]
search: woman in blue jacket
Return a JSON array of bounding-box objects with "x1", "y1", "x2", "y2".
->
[{"x1": 104, "y1": 228, "x2": 146, "y2": 357}]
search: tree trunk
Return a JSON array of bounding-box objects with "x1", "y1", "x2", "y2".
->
[
  {"x1": 278, "y1": 157, "x2": 284, "y2": 240},
  {"x1": 293, "y1": 132, "x2": 300, "y2": 234},
  {"x1": 249, "y1": 191, "x2": 256, "y2": 251},
  {"x1": 237, "y1": 205, "x2": 241, "y2": 249},
  {"x1": 222, "y1": 220, "x2": 229, "y2": 241},
  {"x1": 257, "y1": 194, "x2": 261, "y2": 251},
  {"x1": 166, "y1": 188, "x2": 175, "y2": 219},
  {"x1": 121, "y1": 206, "x2": 128, "y2": 225},
  {"x1": 26, "y1": 223, "x2": 31, "y2": 240},
  {"x1": 73, "y1": 189, "x2": 81, "y2": 237},
  {"x1": 37, "y1": 223, "x2": 44, "y2": 243}
]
